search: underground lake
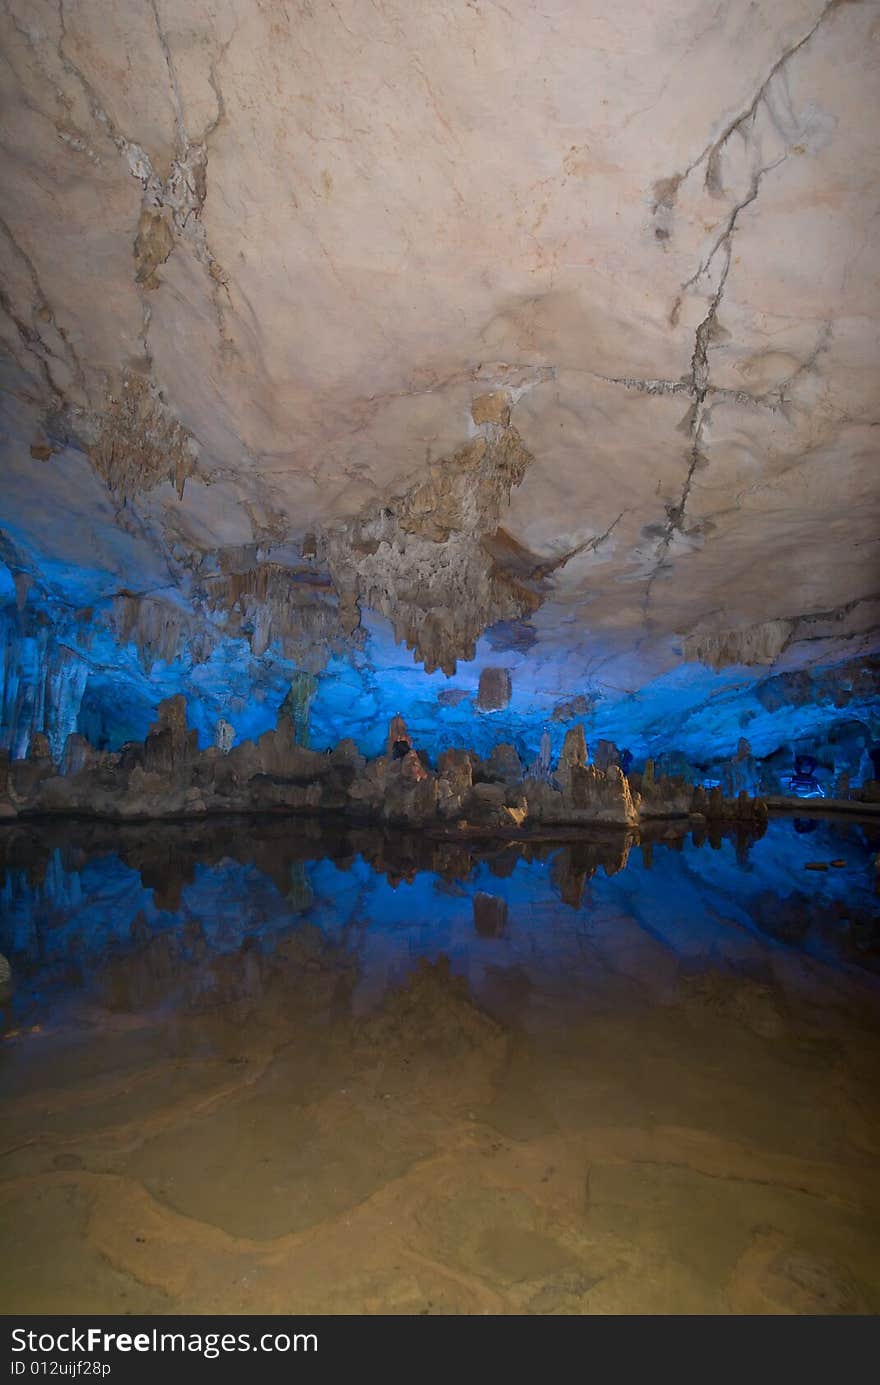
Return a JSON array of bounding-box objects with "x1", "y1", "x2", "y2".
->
[{"x1": 1, "y1": 810, "x2": 878, "y2": 1315}]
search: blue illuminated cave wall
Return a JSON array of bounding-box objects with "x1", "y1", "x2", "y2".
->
[
  {"x1": 0, "y1": 597, "x2": 292, "y2": 759},
  {"x1": 1, "y1": 553, "x2": 878, "y2": 785},
  {"x1": 305, "y1": 620, "x2": 878, "y2": 779}
]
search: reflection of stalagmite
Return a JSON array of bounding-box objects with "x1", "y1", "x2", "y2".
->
[
  {"x1": 287, "y1": 861, "x2": 314, "y2": 913},
  {"x1": 552, "y1": 837, "x2": 633, "y2": 907},
  {"x1": 215, "y1": 719, "x2": 234, "y2": 754},
  {"x1": 473, "y1": 892, "x2": 508, "y2": 936},
  {"x1": 552, "y1": 848, "x2": 588, "y2": 909}
]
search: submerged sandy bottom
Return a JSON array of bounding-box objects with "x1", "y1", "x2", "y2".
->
[{"x1": 1, "y1": 814, "x2": 879, "y2": 1315}]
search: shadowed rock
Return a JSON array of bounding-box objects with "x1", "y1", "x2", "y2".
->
[{"x1": 473, "y1": 893, "x2": 508, "y2": 937}]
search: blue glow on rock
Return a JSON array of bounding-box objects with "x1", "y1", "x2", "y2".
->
[
  {"x1": 1, "y1": 555, "x2": 878, "y2": 780},
  {"x1": 2, "y1": 819, "x2": 877, "y2": 1021}
]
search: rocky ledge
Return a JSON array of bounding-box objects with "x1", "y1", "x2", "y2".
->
[{"x1": 0, "y1": 693, "x2": 807, "y2": 830}]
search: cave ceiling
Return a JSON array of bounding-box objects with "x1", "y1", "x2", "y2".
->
[{"x1": 1, "y1": 0, "x2": 878, "y2": 757}]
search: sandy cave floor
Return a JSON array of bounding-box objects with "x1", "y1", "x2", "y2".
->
[{"x1": 1, "y1": 815, "x2": 879, "y2": 1316}]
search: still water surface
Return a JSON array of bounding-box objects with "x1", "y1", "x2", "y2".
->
[{"x1": 1, "y1": 814, "x2": 878, "y2": 1314}]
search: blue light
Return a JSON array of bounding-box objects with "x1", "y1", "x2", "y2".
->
[
  {"x1": 1, "y1": 563, "x2": 878, "y2": 776},
  {"x1": 2, "y1": 818, "x2": 876, "y2": 1018},
  {"x1": 786, "y1": 777, "x2": 826, "y2": 800}
]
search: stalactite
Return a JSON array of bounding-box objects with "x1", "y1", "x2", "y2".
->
[
  {"x1": 202, "y1": 563, "x2": 345, "y2": 669},
  {"x1": 0, "y1": 610, "x2": 88, "y2": 762},
  {"x1": 112, "y1": 594, "x2": 215, "y2": 669},
  {"x1": 44, "y1": 655, "x2": 88, "y2": 763},
  {"x1": 323, "y1": 423, "x2": 541, "y2": 675},
  {"x1": 88, "y1": 375, "x2": 198, "y2": 501}
]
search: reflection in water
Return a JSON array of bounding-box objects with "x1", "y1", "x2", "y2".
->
[
  {"x1": 2, "y1": 815, "x2": 878, "y2": 1007},
  {"x1": 1, "y1": 814, "x2": 879, "y2": 1314}
]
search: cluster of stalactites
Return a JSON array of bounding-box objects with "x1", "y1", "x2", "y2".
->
[
  {"x1": 324, "y1": 418, "x2": 538, "y2": 675},
  {"x1": 0, "y1": 610, "x2": 88, "y2": 762},
  {"x1": 88, "y1": 374, "x2": 198, "y2": 502},
  {"x1": 112, "y1": 594, "x2": 216, "y2": 670},
  {"x1": 201, "y1": 562, "x2": 344, "y2": 668}
]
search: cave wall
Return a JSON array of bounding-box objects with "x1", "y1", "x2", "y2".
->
[{"x1": 2, "y1": 554, "x2": 877, "y2": 794}]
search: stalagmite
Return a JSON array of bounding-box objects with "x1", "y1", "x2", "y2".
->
[
  {"x1": 215, "y1": 719, "x2": 234, "y2": 754},
  {"x1": 386, "y1": 714, "x2": 412, "y2": 757}
]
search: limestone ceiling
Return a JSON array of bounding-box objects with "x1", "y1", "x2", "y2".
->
[{"x1": 1, "y1": 0, "x2": 879, "y2": 690}]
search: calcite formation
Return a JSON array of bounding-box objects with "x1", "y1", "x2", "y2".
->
[
  {"x1": 201, "y1": 562, "x2": 345, "y2": 667},
  {"x1": 113, "y1": 592, "x2": 215, "y2": 670},
  {"x1": 89, "y1": 374, "x2": 198, "y2": 502},
  {"x1": 324, "y1": 424, "x2": 538, "y2": 674},
  {"x1": 0, "y1": 706, "x2": 815, "y2": 831}
]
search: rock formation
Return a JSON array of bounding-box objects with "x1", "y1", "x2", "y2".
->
[{"x1": 0, "y1": 703, "x2": 790, "y2": 830}]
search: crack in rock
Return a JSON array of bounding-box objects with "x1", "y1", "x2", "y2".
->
[
  {"x1": 0, "y1": 214, "x2": 88, "y2": 408},
  {"x1": 642, "y1": 1, "x2": 843, "y2": 612},
  {"x1": 653, "y1": 0, "x2": 842, "y2": 258},
  {"x1": 531, "y1": 510, "x2": 628, "y2": 580},
  {"x1": 599, "y1": 376, "x2": 690, "y2": 398},
  {"x1": 9, "y1": 1, "x2": 242, "y2": 502},
  {"x1": 55, "y1": 0, "x2": 231, "y2": 320}
]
